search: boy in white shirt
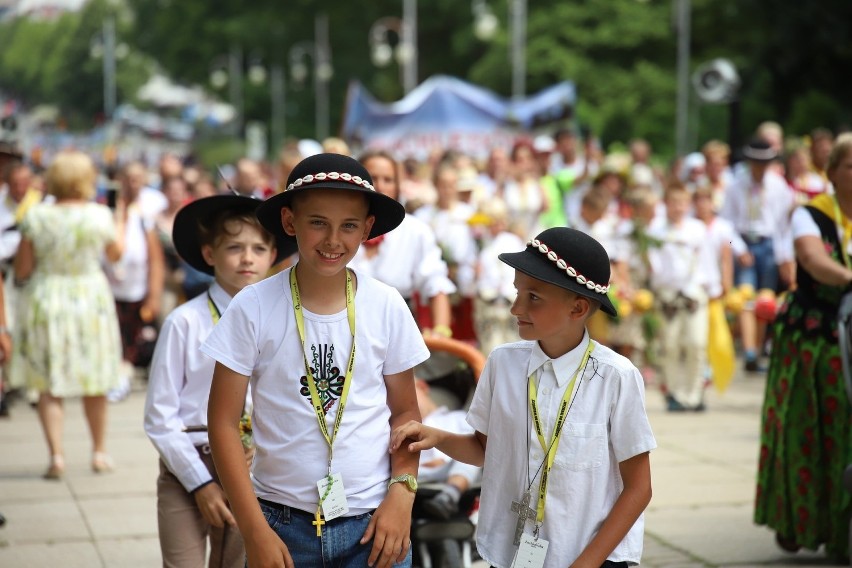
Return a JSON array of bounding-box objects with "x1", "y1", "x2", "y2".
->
[
  {"x1": 144, "y1": 194, "x2": 296, "y2": 567},
  {"x1": 202, "y1": 153, "x2": 430, "y2": 568},
  {"x1": 392, "y1": 227, "x2": 656, "y2": 568},
  {"x1": 473, "y1": 198, "x2": 524, "y2": 356},
  {"x1": 646, "y1": 184, "x2": 715, "y2": 411}
]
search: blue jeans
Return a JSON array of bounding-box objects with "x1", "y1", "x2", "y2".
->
[
  {"x1": 735, "y1": 236, "x2": 778, "y2": 292},
  {"x1": 258, "y1": 499, "x2": 412, "y2": 567}
]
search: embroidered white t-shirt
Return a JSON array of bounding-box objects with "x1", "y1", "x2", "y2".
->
[
  {"x1": 467, "y1": 333, "x2": 657, "y2": 568},
  {"x1": 200, "y1": 268, "x2": 430, "y2": 515}
]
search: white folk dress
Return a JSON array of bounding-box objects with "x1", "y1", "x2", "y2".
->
[{"x1": 12, "y1": 202, "x2": 122, "y2": 397}]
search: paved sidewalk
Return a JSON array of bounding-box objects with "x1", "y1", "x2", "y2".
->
[{"x1": 0, "y1": 370, "x2": 843, "y2": 567}]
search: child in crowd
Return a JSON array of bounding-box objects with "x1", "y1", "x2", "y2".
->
[
  {"x1": 392, "y1": 227, "x2": 656, "y2": 568},
  {"x1": 569, "y1": 186, "x2": 616, "y2": 255},
  {"x1": 472, "y1": 198, "x2": 524, "y2": 356},
  {"x1": 202, "y1": 154, "x2": 430, "y2": 568},
  {"x1": 646, "y1": 184, "x2": 715, "y2": 411},
  {"x1": 609, "y1": 187, "x2": 659, "y2": 363},
  {"x1": 144, "y1": 194, "x2": 296, "y2": 567}
]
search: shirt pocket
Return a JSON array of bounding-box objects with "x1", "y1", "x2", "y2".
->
[{"x1": 553, "y1": 422, "x2": 606, "y2": 471}]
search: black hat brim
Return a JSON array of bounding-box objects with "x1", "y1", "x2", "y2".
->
[
  {"x1": 255, "y1": 184, "x2": 405, "y2": 243},
  {"x1": 499, "y1": 250, "x2": 617, "y2": 317},
  {"x1": 173, "y1": 195, "x2": 299, "y2": 275}
]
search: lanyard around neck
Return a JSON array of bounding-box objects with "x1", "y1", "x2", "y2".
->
[
  {"x1": 527, "y1": 341, "x2": 594, "y2": 524},
  {"x1": 207, "y1": 291, "x2": 222, "y2": 324},
  {"x1": 832, "y1": 196, "x2": 852, "y2": 270},
  {"x1": 289, "y1": 267, "x2": 357, "y2": 467}
]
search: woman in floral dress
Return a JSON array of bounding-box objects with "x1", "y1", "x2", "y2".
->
[
  {"x1": 13, "y1": 151, "x2": 125, "y2": 479},
  {"x1": 754, "y1": 134, "x2": 852, "y2": 560}
]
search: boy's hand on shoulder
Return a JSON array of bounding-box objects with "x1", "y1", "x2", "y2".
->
[
  {"x1": 361, "y1": 484, "x2": 414, "y2": 568},
  {"x1": 245, "y1": 524, "x2": 294, "y2": 568},
  {"x1": 389, "y1": 420, "x2": 442, "y2": 454},
  {"x1": 193, "y1": 482, "x2": 236, "y2": 528}
]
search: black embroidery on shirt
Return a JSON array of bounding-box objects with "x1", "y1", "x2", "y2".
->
[
  {"x1": 586, "y1": 355, "x2": 603, "y2": 382},
  {"x1": 299, "y1": 343, "x2": 344, "y2": 413}
]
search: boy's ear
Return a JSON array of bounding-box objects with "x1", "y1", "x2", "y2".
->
[
  {"x1": 281, "y1": 207, "x2": 297, "y2": 237},
  {"x1": 200, "y1": 244, "x2": 216, "y2": 269},
  {"x1": 569, "y1": 294, "x2": 592, "y2": 321},
  {"x1": 361, "y1": 214, "x2": 376, "y2": 242}
]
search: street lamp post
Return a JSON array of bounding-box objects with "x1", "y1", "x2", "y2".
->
[
  {"x1": 674, "y1": 0, "x2": 691, "y2": 157},
  {"x1": 90, "y1": 16, "x2": 128, "y2": 121},
  {"x1": 289, "y1": 13, "x2": 333, "y2": 141},
  {"x1": 401, "y1": 0, "x2": 418, "y2": 94},
  {"x1": 510, "y1": 0, "x2": 527, "y2": 100}
]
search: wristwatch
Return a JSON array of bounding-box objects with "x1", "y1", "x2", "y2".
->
[{"x1": 387, "y1": 473, "x2": 418, "y2": 493}]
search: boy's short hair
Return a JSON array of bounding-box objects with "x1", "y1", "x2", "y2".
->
[
  {"x1": 197, "y1": 208, "x2": 272, "y2": 249},
  {"x1": 624, "y1": 186, "x2": 657, "y2": 210},
  {"x1": 692, "y1": 186, "x2": 714, "y2": 201},
  {"x1": 173, "y1": 195, "x2": 298, "y2": 275},
  {"x1": 663, "y1": 181, "x2": 689, "y2": 201},
  {"x1": 581, "y1": 187, "x2": 611, "y2": 214}
]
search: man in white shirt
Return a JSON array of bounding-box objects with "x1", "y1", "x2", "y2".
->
[{"x1": 720, "y1": 139, "x2": 794, "y2": 372}]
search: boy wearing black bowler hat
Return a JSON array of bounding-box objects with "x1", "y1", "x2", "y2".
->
[
  {"x1": 202, "y1": 153, "x2": 430, "y2": 568},
  {"x1": 144, "y1": 193, "x2": 296, "y2": 567},
  {"x1": 392, "y1": 227, "x2": 657, "y2": 568}
]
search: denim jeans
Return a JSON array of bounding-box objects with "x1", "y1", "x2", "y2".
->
[
  {"x1": 734, "y1": 236, "x2": 778, "y2": 292},
  {"x1": 258, "y1": 499, "x2": 412, "y2": 567}
]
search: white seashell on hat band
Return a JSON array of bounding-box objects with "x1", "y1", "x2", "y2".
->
[
  {"x1": 287, "y1": 171, "x2": 375, "y2": 193},
  {"x1": 525, "y1": 238, "x2": 610, "y2": 295}
]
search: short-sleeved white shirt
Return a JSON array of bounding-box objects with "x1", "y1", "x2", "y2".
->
[
  {"x1": 200, "y1": 268, "x2": 430, "y2": 515},
  {"x1": 467, "y1": 333, "x2": 657, "y2": 568},
  {"x1": 349, "y1": 214, "x2": 456, "y2": 300}
]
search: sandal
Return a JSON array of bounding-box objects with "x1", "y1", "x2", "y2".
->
[
  {"x1": 775, "y1": 532, "x2": 801, "y2": 553},
  {"x1": 91, "y1": 452, "x2": 114, "y2": 474},
  {"x1": 43, "y1": 455, "x2": 65, "y2": 480}
]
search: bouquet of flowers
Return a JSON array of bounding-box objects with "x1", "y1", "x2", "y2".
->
[{"x1": 238, "y1": 413, "x2": 253, "y2": 449}]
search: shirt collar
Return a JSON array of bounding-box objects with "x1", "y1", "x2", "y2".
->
[
  {"x1": 527, "y1": 330, "x2": 592, "y2": 388},
  {"x1": 208, "y1": 281, "x2": 233, "y2": 314}
]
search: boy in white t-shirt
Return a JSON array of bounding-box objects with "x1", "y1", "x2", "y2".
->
[
  {"x1": 391, "y1": 227, "x2": 656, "y2": 568},
  {"x1": 202, "y1": 153, "x2": 430, "y2": 568},
  {"x1": 144, "y1": 194, "x2": 296, "y2": 567}
]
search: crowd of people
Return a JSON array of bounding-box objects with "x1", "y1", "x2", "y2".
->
[{"x1": 0, "y1": 117, "x2": 850, "y2": 564}]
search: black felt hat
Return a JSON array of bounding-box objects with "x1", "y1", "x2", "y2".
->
[
  {"x1": 173, "y1": 194, "x2": 298, "y2": 275},
  {"x1": 499, "y1": 227, "x2": 617, "y2": 316},
  {"x1": 742, "y1": 138, "x2": 778, "y2": 162},
  {"x1": 255, "y1": 152, "x2": 405, "y2": 242}
]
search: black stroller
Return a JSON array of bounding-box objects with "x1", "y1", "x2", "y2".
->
[{"x1": 412, "y1": 336, "x2": 486, "y2": 568}]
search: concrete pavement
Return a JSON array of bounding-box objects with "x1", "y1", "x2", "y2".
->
[{"x1": 0, "y1": 369, "x2": 843, "y2": 567}]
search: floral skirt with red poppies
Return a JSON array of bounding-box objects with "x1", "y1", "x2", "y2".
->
[{"x1": 754, "y1": 307, "x2": 851, "y2": 560}]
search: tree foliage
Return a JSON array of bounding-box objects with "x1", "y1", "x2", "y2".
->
[{"x1": 2, "y1": 0, "x2": 851, "y2": 157}]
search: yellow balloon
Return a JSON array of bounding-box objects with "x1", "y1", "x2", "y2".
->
[
  {"x1": 632, "y1": 289, "x2": 654, "y2": 312},
  {"x1": 618, "y1": 300, "x2": 633, "y2": 318},
  {"x1": 738, "y1": 283, "x2": 755, "y2": 300},
  {"x1": 757, "y1": 288, "x2": 776, "y2": 299},
  {"x1": 725, "y1": 289, "x2": 745, "y2": 314}
]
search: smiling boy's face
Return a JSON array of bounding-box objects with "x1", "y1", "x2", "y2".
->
[{"x1": 281, "y1": 189, "x2": 375, "y2": 279}]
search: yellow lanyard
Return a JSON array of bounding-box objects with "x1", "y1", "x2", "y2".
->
[
  {"x1": 289, "y1": 267, "x2": 356, "y2": 469},
  {"x1": 527, "y1": 341, "x2": 594, "y2": 525},
  {"x1": 832, "y1": 196, "x2": 852, "y2": 270},
  {"x1": 207, "y1": 292, "x2": 221, "y2": 324}
]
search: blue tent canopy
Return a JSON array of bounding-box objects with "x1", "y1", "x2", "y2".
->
[{"x1": 342, "y1": 75, "x2": 575, "y2": 159}]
